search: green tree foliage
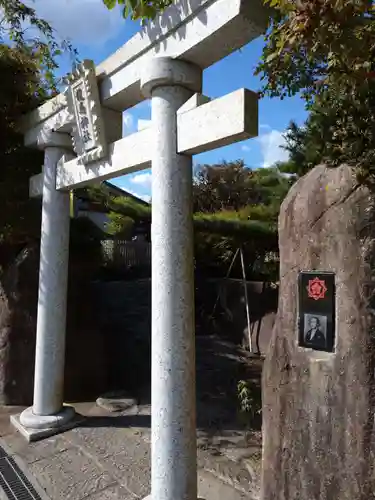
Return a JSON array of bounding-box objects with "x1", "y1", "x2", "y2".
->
[
  {"x1": 0, "y1": 45, "x2": 45, "y2": 269},
  {"x1": 96, "y1": 161, "x2": 291, "y2": 279},
  {"x1": 258, "y1": 0, "x2": 374, "y2": 102},
  {"x1": 106, "y1": 196, "x2": 151, "y2": 238},
  {"x1": 193, "y1": 161, "x2": 291, "y2": 278},
  {"x1": 193, "y1": 160, "x2": 264, "y2": 213},
  {"x1": 193, "y1": 161, "x2": 292, "y2": 221},
  {"x1": 94, "y1": 162, "x2": 290, "y2": 236},
  {"x1": 86, "y1": 161, "x2": 289, "y2": 279},
  {"x1": 84, "y1": 185, "x2": 151, "y2": 238},
  {"x1": 0, "y1": 0, "x2": 77, "y2": 93},
  {"x1": 257, "y1": 0, "x2": 375, "y2": 181},
  {"x1": 0, "y1": 2, "x2": 77, "y2": 270},
  {"x1": 277, "y1": 119, "x2": 333, "y2": 178}
]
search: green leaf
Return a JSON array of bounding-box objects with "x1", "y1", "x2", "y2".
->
[
  {"x1": 103, "y1": 0, "x2": 117, "y2": 9},
  {"x1": 265, "y1": 52, "x2": 278, "y2": 63}
]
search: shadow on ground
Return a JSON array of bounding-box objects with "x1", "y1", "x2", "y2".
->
[{"x1": 80, "y1": 335, "x2": 263, "y2": 440}]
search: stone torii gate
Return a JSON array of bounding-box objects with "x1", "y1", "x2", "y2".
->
[{"x1": 11, "y1": 0, "x2": 269, "y2": 499}]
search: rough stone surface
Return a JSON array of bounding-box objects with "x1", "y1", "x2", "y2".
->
[
  {"x1": 0, "y1": 235, "x2": 107, "y2": 407},
  {"x1": 96, "y1": 391, "x2": 137, "y2": 413},
  {"x1": 92, "y1": 280, "x2": 151, "y2": 397},
  {"x1": 197, "y1": 279, "x2": 278, "y2": 354},
  {"x1": 141, "y1": 57, "x2": 202, "y2": 97},
  {"x1": 0, "y1": 334, "x2": 263, "y2": 498},
  {"x1": 29, "y1": 447, "x2": 115, "y2": 500},
  {"x1": 81, "y1": 485, "x2": 136, "y2": 499},
  {"x1": 33, "y1": 146, "x2": 71, "y2": 415},
  {"x1": 11, "y1": 407, "x2": 83, "y2": 442},
  {"x1": 0, "y1": 246, "x2": 39, "y2": 406},
  {"x1": 149, "y1": 63, "x2": 198, "y2": 500},
  {"x1": 261, "y1": 164, "x2": 375, "y2": 500},
  {"x1": 1, "y1": 397, "x2": 261, "y2": 499}
]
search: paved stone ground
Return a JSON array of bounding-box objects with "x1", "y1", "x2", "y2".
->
[{"x1": 0, "y1": 337, "x2": 262, "y2": 500}]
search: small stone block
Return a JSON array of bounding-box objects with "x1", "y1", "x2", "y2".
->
[{"x1": 10, "y1": 413, "x2": 85, "y2": 443}]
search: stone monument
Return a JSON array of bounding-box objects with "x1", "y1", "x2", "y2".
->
[{"x1": 261, "y1": 164, "x2": 375, "y2": 500}]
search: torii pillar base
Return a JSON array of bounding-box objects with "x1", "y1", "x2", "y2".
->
[{"x1": 10, "y1": 406, "x2": 83, "y2": 443}]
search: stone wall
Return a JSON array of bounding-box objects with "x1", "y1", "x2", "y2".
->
[
  {"x1": 91, "y1": 279, "x2": 151, "y2": 398},
  {"x1": 91, "y1": 278, "x2": 278, "y2": 400},
  {"x1": 0, "y1": 244, "x2": 277, "y2": 405},
  {"x1": 0, "y1": 242, "x2": 108, "y2": 406},
  {"x1": 0, "y1": 246, "x2": 39, "y2": 405}
]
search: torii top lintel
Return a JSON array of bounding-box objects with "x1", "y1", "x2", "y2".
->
[{"x1": 21, "y1": 0, "x2": 269, "y2": 137}]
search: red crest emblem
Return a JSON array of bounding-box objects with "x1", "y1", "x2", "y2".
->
[{"x1": 307, "y1": 277, "x2": 327, "y2": 301}]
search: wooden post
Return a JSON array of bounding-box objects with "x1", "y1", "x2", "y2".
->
[{"x1": 240, "y1": 246, "x2": 252, "y2": 353}]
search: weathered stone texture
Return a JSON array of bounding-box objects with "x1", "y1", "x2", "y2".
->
[
  {"x1": 0, "y1": 242, "x2": 107, "y2": 406},
  {"x1": 261, "y1": 165, "x2": 375, "y2": 500},
  {"x1": 0, "y1": 246, "x2": 39, "y2": 405}
]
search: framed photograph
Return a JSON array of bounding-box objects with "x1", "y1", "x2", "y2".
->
[
  {"x1": 298, "y1": 271, "x2": 335, "y2": 352},
  {"x1": 303, "y1": 314, "x2": 327, "y2": 350}
]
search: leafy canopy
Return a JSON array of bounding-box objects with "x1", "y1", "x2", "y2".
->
[
  {"x1": 0, "y1": 0, "x2": 77, "y2": 95},
  {"x1": 0, "y1": 1, "x2": 77, "y2": 270},
  {"x1": 91, "y1": 161, "x2": 291, "y2": 278},
  {"x1": 257, "y1": 0, "x2": 375, "y2": 181},
  {"x1": 257, "y1": 0, "x2": 374, "y2": 102}
]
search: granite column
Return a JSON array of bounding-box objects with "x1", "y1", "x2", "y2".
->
[
  {"x1": 141, "y1": 58, "x2": 202, "y2": 500},
  {"x1": 17, "y1": 138, "x2": 75, "y2": 434}
]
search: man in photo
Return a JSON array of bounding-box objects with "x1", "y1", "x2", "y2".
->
[{"x1": 305, "y1": 316, "x2": 326, "y2": 347}]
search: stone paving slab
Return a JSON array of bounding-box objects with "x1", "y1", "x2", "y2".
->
[
  {"x1": 198, "y1": 469, "x2": 254, "y2": 500},
  {"x1": 83, "y1": 484, "x2": 136, "y2": 499},
  {"x1": 0, "y1": 398, "x2": 260, "y2": 500},
  {"x1": 64, "y1": 423, "x2": 151, "y2": 498},
  {"x1": 28, "y1": 447, "x2": 116, "y2": 500},
  {"x1": 1, "y1": 432, "x2": 73, "y2": 465}
]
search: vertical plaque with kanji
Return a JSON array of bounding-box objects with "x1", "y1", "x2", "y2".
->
[
  {"x1": 66, "y1": 59, "x2": 107, "y2": 165},
  {"x1": 298, "y1": 271, "x2": 335, "y2": 352}
]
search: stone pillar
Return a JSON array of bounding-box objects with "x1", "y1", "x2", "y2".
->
[
  {"x1": 141, "y1": 58, "x2": 202, "y2": 500},
  {"x1": 12, "y1": 135, "x2": 75, "y2": 438}
]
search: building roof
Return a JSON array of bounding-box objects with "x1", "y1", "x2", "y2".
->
[
  {"x1": 75, "y1": 181, "x2": 150, "y2": 212},
  {"x1": 102, "y1": 181, "x2": 150, "y2": 206}
]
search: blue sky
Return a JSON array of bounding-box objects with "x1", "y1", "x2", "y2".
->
[{"x1": 32, "y1": 0, "x2": 308, "y2": 202}]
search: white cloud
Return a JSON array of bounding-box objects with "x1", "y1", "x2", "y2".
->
[
  {"x1": 111, "y1": 182, "x2": 151, "y2": 203},
  {"x1": 123, "y1": 112, "x2": 135, "y2": 135},
  {"x1": 257, "y1": 129, "x2": 289, "y2": 168},
  {"x1": 28, "y1": 0, "x2": 124, "y2": 46},
  {"x1": 125, "y1": 188, "x2": 151, "y2": 203},
  {"x1": 241, "y1": 144, "x2": 251, "y2": 152},
  {"x1": 131, "y1": 172, "x2": 152, "y2": 188}
]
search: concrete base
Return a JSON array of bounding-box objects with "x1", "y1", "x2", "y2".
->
[{"x1": 10, "y1": 406, "x2": 84, "y2": 442}]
